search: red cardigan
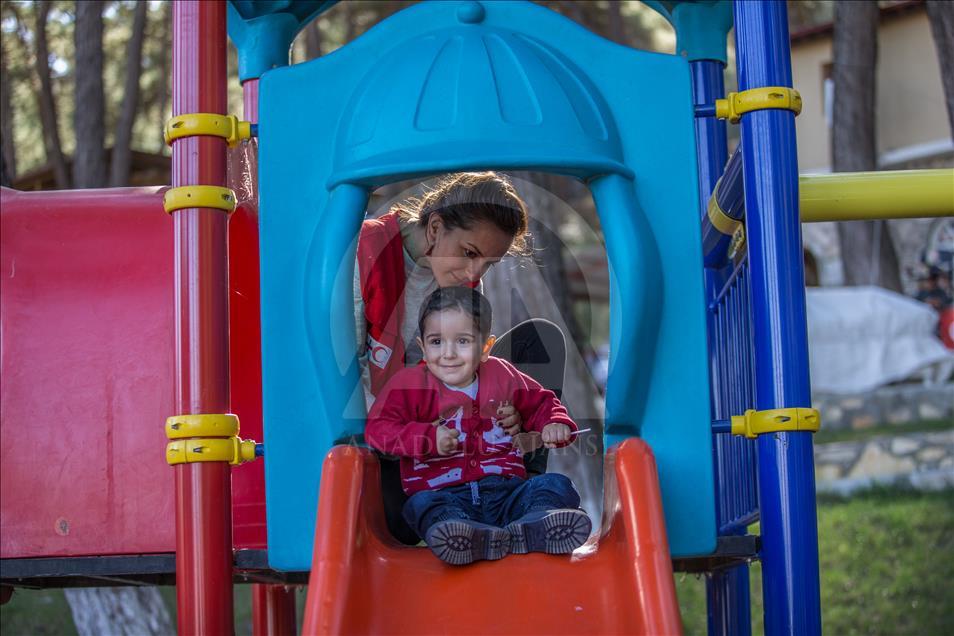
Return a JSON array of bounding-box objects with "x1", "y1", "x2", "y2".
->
[
  {"x1": 356, "y1": 210, "x2": 479, "y2": 396},
  {"x1": 365, "y1": 357, "x2": 577, "y2": 495},
  {"x1": 356, "y1": 211, "x2": 408, "y2": 396}
]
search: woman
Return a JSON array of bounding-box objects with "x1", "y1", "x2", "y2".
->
[{"x1": 354, "y1": 171, "x2": 567, "y2": 543}]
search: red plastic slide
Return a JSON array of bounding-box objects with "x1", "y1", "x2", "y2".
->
[
  {"x1": 302, "y1": 438, "x2": 682, "y2": 635},
  {"x1": 0, "y1": 185, "x2": 267, "y2": 559}
]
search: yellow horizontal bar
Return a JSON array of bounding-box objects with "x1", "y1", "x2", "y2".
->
[{"x1": 800, "y1": 169, "x2": 954, "y2": 222}]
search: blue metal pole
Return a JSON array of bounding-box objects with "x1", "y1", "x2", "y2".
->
[
  {"x1": 701, "y1": 147, "x2": 745, "y2": 269},
  {"x1": 691, "y1": 58, "x2": 732, "y2": 311},
  {"x1": 692, "y1": 58, "x2": 752, "y2": 636},
  {"x1": 732, "y1": 1, "x2": 821, "y2": 634},
  {"x1": 706, "y1": 545, "x2": 752, "y2": 636},
  {"x1": 691, "y1": 60, "x2": 729, "y2": 216}
]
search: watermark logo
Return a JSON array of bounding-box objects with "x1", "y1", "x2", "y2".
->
[{"x1": 368, "y1": 335, "x2": 393, "y2": 369}]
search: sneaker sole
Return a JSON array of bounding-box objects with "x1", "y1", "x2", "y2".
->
[
  {"x1": 425, "y1": 521, "x2": 510, "y2": 566},
  {"x1": 507, "y1": 510, "x2": 592, "y2": 555}
]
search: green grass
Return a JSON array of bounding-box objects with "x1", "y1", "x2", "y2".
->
[
  {"x1": 4, "y1": 489, "x2": 952, "y2": 635},
  {"x1": 0, "y1": 587, "x2": 77, "y2": 636},
  {"x1": 1, "y1": 585, "x2": 305, "y2": 636},
  {"x1": 813, "y1": 418, "x2": 953, "y2": 445},
  {"x1": 676, "y1": 487, "x2": 954, "y2": 635}
]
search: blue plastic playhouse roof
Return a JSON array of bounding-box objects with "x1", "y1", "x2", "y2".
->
[{"x1": 330, "y1": 14, "x2": 630, "y2": 186}]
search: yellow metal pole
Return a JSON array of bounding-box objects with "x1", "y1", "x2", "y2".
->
[{"x1": 799, "y1": 169, "x2": 954, "y2": 222}]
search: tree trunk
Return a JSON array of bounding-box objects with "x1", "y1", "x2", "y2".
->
[
  {"x1": 73, "y1": 0, "x2": 107, "y2": 189},
  {"x1": 109, "y1": 1, "x2": 148, "y2": 186},
  {"x1": 831, "y1": 1, "x2": 902, "y2": 292},
  {"x1": 605, "y1": 0, "x2": 627, "y2": 45},
  {"x1": 0, "y1": 29, "x2": 16, "y2": 182},
  {"x1": 926, "y1": 0, "x2": 954, "y2": 137},
  {"x1": 33, "y1": 0, "x2": 70, "y2": 189},
  {"x1": 0, "y1": 150, "x2": 10, "y2": 188},
  {"x1": 156, "y1": 1, "x2": 172, "y2": 151},
  {"x1": 304, "y1": 18, "x2": 322, "y2": 60},
  {"x1": 482, "y1": 175, "x2": 604, "y2": 523},
  {"x1": 64, "y1": 587, "x2": 173, "y2": 636},
  {"x1": 344, "y1": 2, "x2": 358, "y2": 43},
  {"x1": 567, "y1": 1, "x2": 586, "y2": 26}
]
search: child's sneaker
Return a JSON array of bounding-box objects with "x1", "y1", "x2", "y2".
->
[
  {"x1": 424, "y1": 519, "x2": 510, "y2": 566},
  {"x1": 505, "y1": 508, "x2": 591, "y2": 555}
]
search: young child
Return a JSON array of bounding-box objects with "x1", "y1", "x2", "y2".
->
[{"x1": 365, "y1": 287, "x2": 591, "y2": 565}]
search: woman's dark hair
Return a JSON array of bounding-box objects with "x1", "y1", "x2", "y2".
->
[
  {"x1": 395, "y1": 172, "x2": 531, "y2": 256},
  {"x1": 418, "y1": 287, "x2": 493, "y2": 339}
]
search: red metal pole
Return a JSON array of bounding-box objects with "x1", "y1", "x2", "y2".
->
[
  {"x1": 243, "y1": 79, "x2": 259, "y2": 123},
  {"x1": 172, "y1": 1, "x2": 233, "y2": 634},
  {"x1": 231, "y1": 78, "x2": 267, "y2": 553},
  {"x1": 252, "y1": 585, "x2": 298, "y2": 636}
]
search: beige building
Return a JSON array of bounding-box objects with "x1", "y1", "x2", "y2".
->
[
  {"x1": 792, "y1": 0, "x2": 952, "y2": 172},
  {"x1": 789, "y1": 0, "x2": 953, "y2": 290}
]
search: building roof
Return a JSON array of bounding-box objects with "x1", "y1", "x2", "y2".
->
[{"x1": 790, "y1": 0, "x2": 925, "y2": 46}]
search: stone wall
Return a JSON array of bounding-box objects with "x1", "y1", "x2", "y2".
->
[
  {"x1": 815, "y1": 429, "x2": 954, "y2": 495},
  {"x1": 813, "y1": 383, "x2": 953, "y2": 430}
]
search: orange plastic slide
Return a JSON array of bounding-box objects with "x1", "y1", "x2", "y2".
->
[{"x1": 302, "y1": 438, "x2": 682, "y2": 635}]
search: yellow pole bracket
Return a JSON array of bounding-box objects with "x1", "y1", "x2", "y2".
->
[
  {"x1": 164, "y1": 113, "x2": 252, "y2": 148},
  {"x1": 715, "y1": 87, "x2": 802, "y2": 124},
  {"x1": 163, "y1": 185, "x2": 237, "y2": 214},
  {"x1": 164, "y1": 414, "x2": 258, "y2": 466},
  {"x1": 166, "y1": 437, "x2": 258, "y2": 466},
  {"x1": 731, "y1": 407, "x2": 820, "y2": 440},
  {"x1": 166, "y1": 413, "x2": 239, "y2": 439}
]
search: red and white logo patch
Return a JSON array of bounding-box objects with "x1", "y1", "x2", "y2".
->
[{"x1": 368, "y1": 335, "x2": 393, "y2": 369}]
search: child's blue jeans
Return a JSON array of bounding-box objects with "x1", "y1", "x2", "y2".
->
[{"x1": 402, "y1": 473, "x2": 582, "y2": 539}]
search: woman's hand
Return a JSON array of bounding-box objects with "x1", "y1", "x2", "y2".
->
[
  {"x1": 541, "y1": 423, "x2": 571, "y2": 448},
  {"x1": 496, "y1": 401, "x2": 522, "y2": 436},
  {"x1": 436, "y1": 425, "x2": 461, "y2": 456}
]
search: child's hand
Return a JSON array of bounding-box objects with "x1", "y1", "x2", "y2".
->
[
  {"x1": 541, "y1": 423, "x2": 571, "y2": 448},
  {"x1": 496, "y1": 401, "x2": 522, "y2": 436},
  {"x1": 436, "y1": 425, "x2": 461, "y2": 456}
]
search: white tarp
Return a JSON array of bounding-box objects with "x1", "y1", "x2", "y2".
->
[{"x1": 806, "y1": 286, "x2": 954, "y2": 394}]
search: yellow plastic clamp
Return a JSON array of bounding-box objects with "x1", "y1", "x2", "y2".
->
[
  {"x1": 166, "y1": 437, "x2": 258, "y2": 466},
  {"x1": 707, "y1": 193, "x2": 741, "y2": 236},
  {"x1": 731, "y1": 407, "x2": 821, "y2": 440},
  {"x1": 164, "y1": 113, "x2": 252, "y2": 148},
  {"x1": 163, "y1": 185, "x2": 236, "y2": 214},
  {"x1": 166, "y1": 414, "x2": 240, "y2": 440},
  {"x1": 715, "y1": 87, "x2": 802, "y2": 124}
]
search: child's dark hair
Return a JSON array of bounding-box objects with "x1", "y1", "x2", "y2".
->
[
  {"x1": 418, "y1": 287, "x2": 493, "y2": 340},
  {"x1": 395, "y1": 172, "x2": 531, "y2": 256}
]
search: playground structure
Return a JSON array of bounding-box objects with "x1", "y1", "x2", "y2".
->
[{"x1": 1, "y1": 1, "x2": 953, "y2": 635}]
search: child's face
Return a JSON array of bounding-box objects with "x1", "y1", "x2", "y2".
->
[
  {"x1": 426, "y1": 217, "x2": 513, "y2": 287},
  {"x1": 417, "y1": 308, "x2": 492, "y2": 388}
]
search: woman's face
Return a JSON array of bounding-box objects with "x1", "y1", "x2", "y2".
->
[{"x1": 425, "y1": 216, "x2": 514, "y2": 287}]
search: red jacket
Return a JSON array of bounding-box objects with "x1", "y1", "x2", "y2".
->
[
  {"x1": 356, "y1": 210, "x2": 479, "y2": 396},
  {"x1": 356, "y1": 211, "x2": 408, "y2": 396},
  {"x1": 365, "y1": 357, "x2": 577, "y2": 495}
]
